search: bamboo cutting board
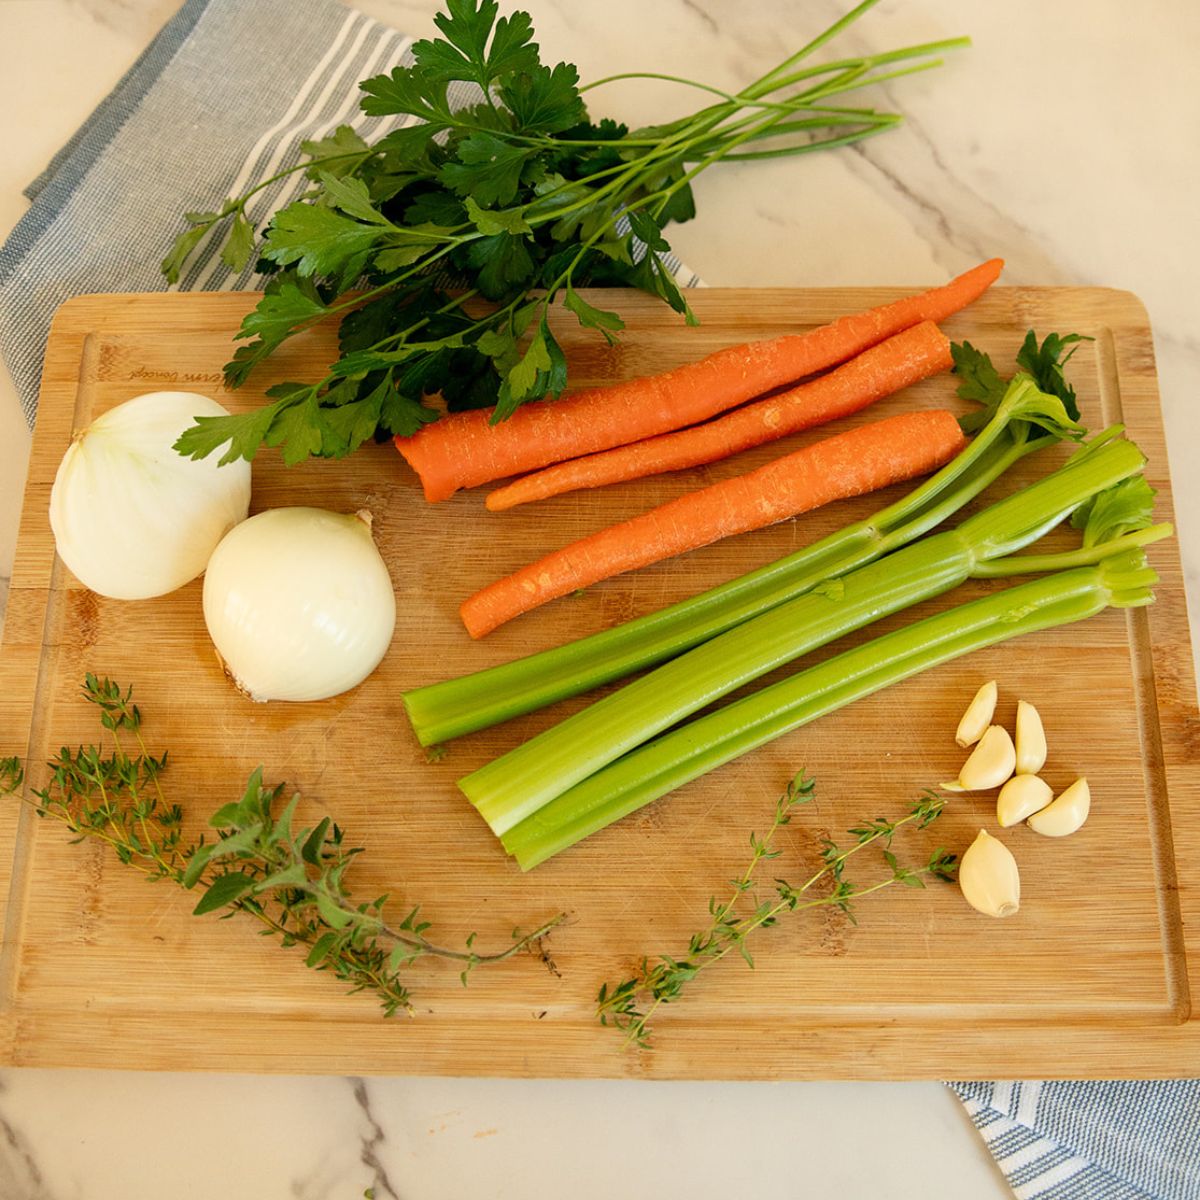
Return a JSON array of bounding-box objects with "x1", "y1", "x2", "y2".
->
[{"x1": 1, "y1": 286, "x2": 1197, "y2": 1080}]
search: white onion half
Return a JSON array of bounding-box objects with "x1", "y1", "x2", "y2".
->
[
  {"x1": 203, "y1": 507, "x2": 396, "y2": 702},
  {"x1": 49, "y1": 391, "x2": 252, "y2": 599}
]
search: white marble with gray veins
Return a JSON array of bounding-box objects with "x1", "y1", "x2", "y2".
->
[{"x1": 0, "y1": 1, "x2": 1196, "y2": 1197}]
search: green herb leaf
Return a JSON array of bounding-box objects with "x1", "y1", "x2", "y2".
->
[
  {"x1": 1017, "y1": 331, "x2": 1091, "y2": 422},
  {"x1": 318, "y1": 172, "x2": 393, "y2": 226},
  {"x1": 161, "y1": 212, "x2": 221, "y2": 284},
  {"x1": 301, "y1": 124, "x2": 370, "y2": 178},
  {"x1": 440, "y1": 132, "x2": 538, "y2": 208},
  {"x1": 418, "y1": 0, "x2": 538, "y2": 86},
  {"x1": 951, "y1": 339, "x2": 1008, "y2": 433},
  {"x1": 498, "y1": 62, "x2": 585, "y2": 133},
  {"x1": 219, "y1": 212, "x2": 256, "y2": 274},
  {"x1": 464, "y1": 230, "x2": 536, "y2": 298},
  {"x1": 464, "y1": 195, "x2": 533, "y2": 236},
  {"x1": 230, "y1": 273, "x2": 330, "y2": 376},
  {"x1": 315, "y1": 891, "x2": 355, "y2": 930},
  {"x1": 193, "y1": 871, "x2": 256, "y2": 916},
  {"x1": 1071, "y1": 475, "x2": 1157, "y2": 548},
  {"x1": 563, "y1": 283, "x2": 624, "y2": 343},
  {"x1": 262, "y1": 200, "x2": 387, "y2": 277},
  {"x1": 358, "y1": 66, "x2": 454, "y2": 125},
  {"x1": 173, "y1": 403, "x2": 279, "y2": 466}
]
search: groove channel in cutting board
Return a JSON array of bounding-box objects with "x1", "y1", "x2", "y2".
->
[{"x1": 0, "y1": 287, "x2": 1197, "y2": 1079}]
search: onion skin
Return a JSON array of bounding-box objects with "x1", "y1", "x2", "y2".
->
[
  {"x1": 49, "y1": 391, "x2": 251, "y2": 600},
  {"x1": 202, "y1": 507, "x2": 397, "y2": 703}
]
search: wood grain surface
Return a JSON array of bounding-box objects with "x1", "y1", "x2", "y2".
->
[{"x1": 0, "y1": 286, "x2": 1197, "y2": 1079}]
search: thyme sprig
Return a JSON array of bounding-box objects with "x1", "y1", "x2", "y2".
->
[
  {"x1": 0, "y1": 675, "x2": 565, "y2": 1016},
  {"x1": 596, "y1": 771, "x2": 956, "y2": 1048}
]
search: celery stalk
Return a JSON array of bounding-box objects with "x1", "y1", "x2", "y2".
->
[
  {"x1": 404, "y1": 379, "x2": 1081, "y2": 745},
  {"x1": 461, "y1": 434, "x2": 1147, "y2": 836},
  {"x1": 503, "y1": 550, "x2": 1158, "y2": 869}
]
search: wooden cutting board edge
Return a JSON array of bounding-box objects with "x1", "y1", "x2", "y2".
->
[{"x1": 1, "y1": 286, "x2": 1198, "y2": 1080}]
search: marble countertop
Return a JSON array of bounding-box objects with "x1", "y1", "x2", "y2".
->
[{"x1": 1, "y1": 1, "x2": 1196, "y2": 1197}]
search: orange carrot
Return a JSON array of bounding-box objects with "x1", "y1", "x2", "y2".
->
[
  {"x1": 459, "y1": 409, "x2": 968, "y2": 638},
  {"x1": 486, "y1": 320, "x2": 952, "y2": 511},
  {"x1": 396, "y1": 259, "x2": 1002, "y2": 501}
]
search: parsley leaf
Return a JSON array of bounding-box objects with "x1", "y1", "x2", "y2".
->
[
  {"x1": 378, "y1": 379, "x2": 441, "y2": 436},
  {"x1": 219, "y1": 213, "x2": 256, "y2": 273},
  {"x1": 323, "y1": 374, "x2": 397, "y2": 453},
  {"x1": 266, "y1": 392, "x2": 342, "y2": 466},
  {"x1": 462, "y1": 231, "x2": 535, "y2": 298},
  {"x1": 494, "y1": 317, "x2": 566, "y2": 421},
  {"x1": 417, "y1": 0, "x2": 539, "y2": 86},
  {"x1": 174, "y1": 398, "x2": 288, "y2": 466},
  {"x1": 300, "y1": 125, "x2": 370, "y2": 178},
  {"x1": 499, "y1": 62, "x2": 586, "y2": 133},
  {"x1": 564, "y1": 282, "x2": 624, "y2": 343},
  {"x1": 224, "y1": 273, "x2": 330, "y2": 388},
  {"x1": 464, "y1": 195, "x2": 533, "y2": 236},
  {"x1": 317, "y1": 172, "x2": 393, "y2": 226},
  {"x1": 262, "y1": 201, "x2": 387, "y2": 278},
  {"x1": 439, "y1": 133, "x2": 539, "y2": 207},
  {"x1": 359, "y1": 66, "x2": 454, "y2": 124},
  {"x1": 161, "y1": 220, "x2": 213, "y2": 285}
]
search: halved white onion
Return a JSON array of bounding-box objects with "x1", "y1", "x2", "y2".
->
[
  {"x1": 49, "y1": 391, "x2": 251, "y2": 599},
  {"x1": 202, "y1": 506, "x2": 396, "y2": 702}
]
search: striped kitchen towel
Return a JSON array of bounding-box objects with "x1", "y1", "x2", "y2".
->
[
  {"x1": 1, "y1": 2, "x2": 1197, "y2": 1197},
  {"x1": 951, "y1": 1080, "x2": 1200, "y2": 1199},
  {"x1": 0, "y1": 0, "x2": 698, "y2": 429}
]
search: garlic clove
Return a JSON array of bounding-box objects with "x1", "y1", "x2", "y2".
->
[
  {"x1": 1027, "y1": 778, "x2": 1091, "y2": 837},
  {"x1": 996, "y1": 773, "x2": 1053, "y2": 827},
  {"x1": 958, "y1": 829, "x2": 1020, "y2": 918},
  {"x1": 954, "y1": 724, "x2": 1016, "y2": 791},
  {"x1": 1015, "y1": 699, "x2": 1048, "y2": 775},
  {"x1": 955, "y1": 680, "x2": 998, "y2": 748}
]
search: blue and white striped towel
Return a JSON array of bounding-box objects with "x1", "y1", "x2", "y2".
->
[
  {"x1": 951, "y1": 1081, "x2": 1200, "y2": 1200},
  {"x1": 0, "y1": 2, "x2": 1197, "y2": 1196}
]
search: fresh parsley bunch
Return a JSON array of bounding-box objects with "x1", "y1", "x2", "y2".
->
[{"x1": 165, "y1": 0, "x2": 968, "y2": 466}]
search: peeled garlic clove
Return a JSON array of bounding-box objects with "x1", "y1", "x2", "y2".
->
[
  {"x1": 996, "y1": 774, "x2": 1053, "y2": 827},
  {"x1": 955, "y1": 724, "x2": 1016, "y2": 791},
  {"x1": 1027, "y1": 778, "x2": 1091, "y2": 837},
  {"x1": 1015, "y1": 699, "x2": 1048, "y2": 775},
  {"x1": 959, "y1": 829, "x2": 1020, "y2": 918},
  {"x1": 955, "y1": 680, "x2": 998, "y2": 748}
]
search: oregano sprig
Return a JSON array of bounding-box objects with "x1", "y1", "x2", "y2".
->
[
  {"x1": 1, "y1": 675, "x2": 565, "y2": 1015},
  {"x1": 165, "y1": 0, "x2": 969, "y2": 466},
  {"x1": 596, "y1": 771, "x2": 956, "y2": 1048}
]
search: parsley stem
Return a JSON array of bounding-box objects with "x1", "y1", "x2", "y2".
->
[
  {"x1": 746, "y1": 38, "x2": 972, "y2": 103},
  {"x1": 236, "y1": 151, "x2": 375, "y2": 210}
]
